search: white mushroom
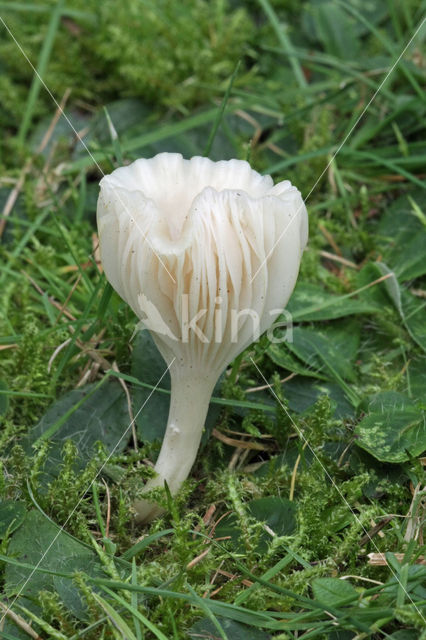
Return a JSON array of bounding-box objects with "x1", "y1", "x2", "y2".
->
[{"x1": 97, "y1": 152, "x2": 308, "y2": 523}]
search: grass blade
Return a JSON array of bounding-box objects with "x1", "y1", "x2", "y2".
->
[
  {"x1": 203, "y1": 59, "x2": 241, "y2": 157},
  {"x1": 16, "y1": 0, "x2": 65, "y2": 144},
  {"x1": 258, "y1": 0, "x2": 307, "y2": 89},
  {"x1": 186, "y1": 583, "x2": 228, "y2": 640},
  {"x1": 121, "y1": 529, "x2": 174, "y2": 561},
  {"x1": 92, "y1": 592, "x2": 138, "y2": 640},
  {"x1": 100, "y1": 586, "x2": 169, "y2": 640}
]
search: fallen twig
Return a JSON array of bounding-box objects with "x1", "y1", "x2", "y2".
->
[
  {"x1": 0, "y1": 602, "x2": 42, "y2": 640},
  {"x1": 368, "y1": 553, "x2": 425, "y2": 566}
]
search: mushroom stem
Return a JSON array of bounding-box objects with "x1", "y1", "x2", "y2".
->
[{"x1": 134, "y1": 372, "x2": 216, "y2": 523}]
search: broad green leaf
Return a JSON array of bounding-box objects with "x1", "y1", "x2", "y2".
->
[
  {"x1": 374, "y1": 262, "x2": 426, "y2": 353},
  {"x1": 311, "y1": 577, "x2": 358, "y2": 606},
  {"x1": 378, "y1": 189, "x2": 426, "y2": 280},
  {"x1": 378, "y1": 189, "x2": 426, "y2": 237},
  {"x1": 131, "y1": 331, "x2": 171, "y2": 442},
  {"x1": 267, "y1": 343, "x2": 327, "y2": 380},
  {"x1": 249, "y1": 497, "x2": 297, "y2": 536},
  {"x1": 268, "y1": 319, "x2": 360, "y2": 403},
  {"x1": 367, "y1": 391, "x2": 412, "y2": 413},
  {"x1": 214, "y1": 497, "x2": 297, "y2": 553},
  {"x1": 401, "y1": 289, "x2": 426, "y2": 353},
  {"x1": 407, "y1": 357, "x2": 426, "y2": 403},
  {"x1": 386, "y1": 228, "x2": 426, "y2": 281},
  {"x1": 0, "y1": 501, "x2": 26, "y2": 539},
  {"x1": 355, "y1": 392, "x2": 426, "y2": 463},
  {"x1": 387, "y1": 630, "x2": 421, "y2": 640},
  {"x1": 310, "y1": 380, "x2": 355, "y2": 416},
  {"x1": 25, "y1": 378, "x2": 130, "y2": 477},
  {"x1": 286, "y1": 321, "x2": 360, "y2": 384},
  {"x1": 374, "y1": 262, "x2": 403, "y2": 313},
  {"x1": 286, "y1": 282, "x2": 378, "y2": 322},
  {"x1": 131, "y1": 331, "x2": 222, "y2": 443},
  {"x1": 189, "y1": 617, "x2": 270, "y2": 640},
  {"x1": 356, "y1": 262, "x2": 392, "y2": 308},
  {"x1": 270, "y1": 320, "x2": 361, "y2": 407},
  {"x1": 53, "y1": 555, "x2": 104, "y2": 621},
  {"x1": 283, "y1": 377, "x2": 355, "y2": 418},
  {"x1": 4, "y1": 510, "x2": 99, "y2": 600}
]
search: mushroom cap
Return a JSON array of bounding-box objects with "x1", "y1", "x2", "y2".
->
[{"x1": 97, "y1": 153, "x2": 308, "y2": 374}]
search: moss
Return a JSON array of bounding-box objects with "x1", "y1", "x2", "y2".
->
[
  {"x1": 94, "y1": 0, "x2": 254, "y2": 110},
  {"x1": 0, "y1": 0, "x2": 256, "y2": 135},
  {"x1": 39, "y1": 590, "x2": 76, "y2": 638}
]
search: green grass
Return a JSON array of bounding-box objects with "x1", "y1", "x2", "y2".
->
[{"x1": 0, "y1": 1, "x2": 425, "y2": 639}]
